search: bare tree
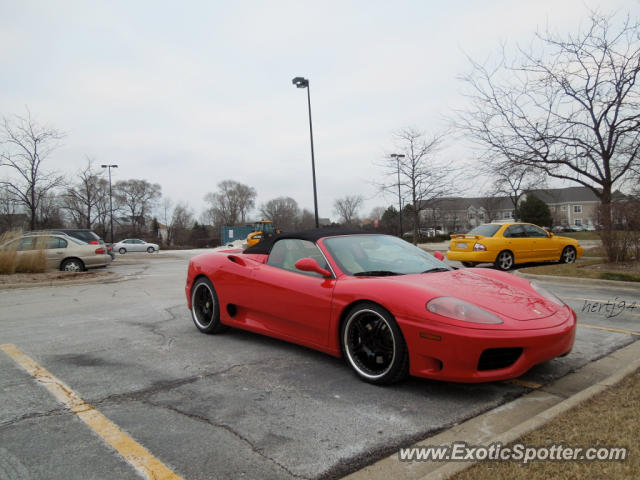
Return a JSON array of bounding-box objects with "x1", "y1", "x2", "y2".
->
[
  {"x1": 478, "y1": 190, "x2": 503, "y2": 224},
  {"x1": 0, "y1": 111, "x2": 64, "y2": 229},
  {"x1": 169, "y1": 202, "x2": 194, "y2": 246},
  {"x1": 203, "y1": 180, "x2": 257, "y2": 227},
  {"x1": 61, "y1": 158, "x2": 106, "y2": 228},
  {"x1": 333, "y1": 195, "x2": 363, "y2": 226},
  {"x1": 260, "y1": 196, "x2": 299, "y2": 231},
  {"x1": 459, "y1": 11, "x2": 640, "y2": 260},
  {"x1": 159, "y1": 197, "x2": 173, "y2": 227},
  {"x1": 0, "y1": 186, "x2": 23, "y2": 232},
  {"x1": 37, "y1": 192, "x2": 65, "y2": 228},
  {"x1": 380, "y1": 128, "x2": 453, "y2": 243},
  {"x1": 114, "y1": 179, "x2": 161, "y2": 235},
  {"x1": 296, "y1": 209, "x2": 316, "y2": 230},
  {"x1": 490, "y1": 164, "x2": 545, "y2": 220}
]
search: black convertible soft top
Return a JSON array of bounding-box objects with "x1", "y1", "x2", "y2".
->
[{"x1": 243, "y1": 228, "x2": 375, "y2": 255}]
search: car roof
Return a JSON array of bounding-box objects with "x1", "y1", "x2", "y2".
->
[{"x1": 243, "y1": 228, "x2": 375, "y2": 255}]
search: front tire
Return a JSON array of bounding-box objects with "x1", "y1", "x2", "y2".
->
[
  {"x1": 61, "y1": 258, "x2": 85, "y2": 272},
  {"x1": 560, "y1": 246, "x2": 576, "y2": 264},
  {"x1": 147, "y1": 246, "x2": 155, "y2": 253},
  {"x1": 341, "y1": 302, "x2": 409, "y2": 385},
  {"x1": 190, "y1": 277, "x2": 226, "y2": 334},
  {"x1": 495, "y1": 250, "x2": 514, "y2": 271}
]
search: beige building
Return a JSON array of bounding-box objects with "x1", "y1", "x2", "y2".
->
[{"x1": 421, "y1": 186, "x2": 618, "y2": 233}]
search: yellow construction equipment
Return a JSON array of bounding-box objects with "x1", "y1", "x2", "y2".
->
[{"x1": 247, "y1": 220, "x2": 280, "y2": 247}]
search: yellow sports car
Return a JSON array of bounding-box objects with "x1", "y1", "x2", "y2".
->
[{"x1": 446, "y1": 223, "x2": 583, "y2": 270}]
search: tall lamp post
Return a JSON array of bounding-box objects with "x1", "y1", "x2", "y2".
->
[
  {"x1": 390, "y1": 154, "x2": 405, "y2": 236},
  {"x1": 292, "y1": 76, "x2": 319, "y2": 228},
  {"x1": 101, "y1": 164, "x2": 118, "y2": 243}
]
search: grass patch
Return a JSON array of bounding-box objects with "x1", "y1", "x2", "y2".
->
[
  {"x1": 560, "y1": 231, "x2": 600, "y2": 240},
  {"x1": 520, "y1": 259, "x2": 640, "y2": 282},
  {"x1": 453, "y1": 369, "x2": 640, "y2": 480},
  {"x1": 599, "y1": 272, "x2": 640, "y2": 282}
]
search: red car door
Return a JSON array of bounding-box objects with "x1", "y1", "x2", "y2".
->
[{"x1": 248, "y1": 239, "x2": 336, "y2": 348}]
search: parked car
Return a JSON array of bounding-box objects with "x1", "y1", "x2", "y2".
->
[
  {"x1": 1, "y1": 233, "x2": 111, "y2": 271},
  {"x1": 112, "y1": 239, "x2": 159, "y2": 254},
  {"x1": 28, "y1": 229, "x2": 115, "y2": 260},
  {"x1": 446, "y1": 222, "x2": 583, "y2": 270},
  {"x1": 185, "y1": 229, "x2": 576, "y2": 384}
]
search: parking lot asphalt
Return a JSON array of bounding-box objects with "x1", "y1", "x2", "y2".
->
[{"x1": 0, "y1": 250, "x2": 638, "y2": 480}]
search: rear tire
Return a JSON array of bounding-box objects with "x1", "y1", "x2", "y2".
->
[
  {"x1": 119, "y1": 248, "x2": 126, "y2": 254},
  {"x1": 61, "y1": 258, "x2": 85, "y2": 272},
  {"x1": 494, "y1": 251, "x2": 514, "y2": 271},
  {"x1": 341, "y1": 302, "x2": 409, "y2": 385},
  {"x1": 190, "y1": 277, "x2": 227, "y2": 334},
  {"x1": 461, "y1": 262, "x2": 476, "y2": 268}
]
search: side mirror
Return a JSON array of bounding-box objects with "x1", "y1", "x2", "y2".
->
[
  {"x1": 294, "y1": 257, "x2": 332, "y2": 278},
  {"x1": 433, "y1": 251, "x2": 445, "y2": 261}
]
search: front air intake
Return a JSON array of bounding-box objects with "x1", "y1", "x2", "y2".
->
[{"x1": 477, "y1": 348, "x2": 523, "y2": 371}]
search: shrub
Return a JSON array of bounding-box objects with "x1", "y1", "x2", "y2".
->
[{"x1": 0, "y1": 231, "x2": 48, "y2": 274}]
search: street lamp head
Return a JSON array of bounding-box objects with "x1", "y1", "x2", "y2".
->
[
  {"x1": 390, "y1": 154, "x2": 405, "y2": 159},
  {"x1": 101, "y1": 165, "x2": 107, "y2": 168},
  {"x1": 292, "y1": 76, "x2": 309, "y2": 88},
  {"x1": 101, "y1": 164, "x2": 118, "y2": 168}
]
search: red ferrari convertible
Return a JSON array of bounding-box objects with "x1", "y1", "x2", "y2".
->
[{"x1": 185, "y1": 230, "x2": 576, "y2": 384}]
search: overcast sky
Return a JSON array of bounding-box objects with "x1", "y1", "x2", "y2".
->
[{"x1": 1, "y1": 0, "x2": 638, "y2": 222}]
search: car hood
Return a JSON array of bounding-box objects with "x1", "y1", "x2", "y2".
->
[
  {"x1": 552, "y1": 235, "x2": 579, "y2": 244},
  {"x1": 390, "y1": 269, "x2": 558, "y2": 321}
]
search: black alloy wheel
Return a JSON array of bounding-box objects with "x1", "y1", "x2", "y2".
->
[
  {"x1": 341, "y1": 302, "x2": 409, "y2": 384},
  {"x1": 190, "y1": 277, "x2": 226, "y2": 334}
]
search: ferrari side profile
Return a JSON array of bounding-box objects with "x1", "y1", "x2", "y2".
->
[{"x1": 185, "y1": 230, "x2": 576, "y2": 384}]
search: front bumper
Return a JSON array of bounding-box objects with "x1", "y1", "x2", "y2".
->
[{"x1": 400, "y1": 309, "x2": 577, "y2": 382}]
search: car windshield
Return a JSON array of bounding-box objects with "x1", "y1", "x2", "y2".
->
[
  {"x1": 323, "y1": 234, "x2": 451, "y2": 276},
  {"x1": 467, "y1": 224, "x2": 501, "y2": 237}
]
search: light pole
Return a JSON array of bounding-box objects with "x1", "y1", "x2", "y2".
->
[
  {"x1": 101, "y1": 164, "x2": 118, "y2": 243},
  {"x1": 292, "y1": 76, "x2": 319, "y2": 228},
  {"x1": 390, "y1": 154, "x2": 405, "y2": 236}
]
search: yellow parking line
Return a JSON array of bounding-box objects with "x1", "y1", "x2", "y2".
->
[
  {"x1": 577, "y1": 324, "x2": 640, "y2": 335},
  {"x1": 0, "y1": 344, "x2": 183, "y2": 480},
  {"x1": 507, "y1": 379, "x2": 543, "y2": 389}
]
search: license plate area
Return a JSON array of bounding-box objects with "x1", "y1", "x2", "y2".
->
[{"x1": 456, "y1": 242, "x2": 468, "y2": 249}]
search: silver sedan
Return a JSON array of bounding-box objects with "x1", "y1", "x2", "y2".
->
[{"x1": 112, "y1": 239, "x2": 160, "y2": 254}]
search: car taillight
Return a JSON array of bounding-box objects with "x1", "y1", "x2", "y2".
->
[
  {"x1": 95, "y1": 248, "x2": 106, "y2": 254},
  {"x1": 473, "y1": 243, "x2": 487, "y2": 251},
  {"x1": 90, "y1": 240, "x2": 99, "y2": 244}
]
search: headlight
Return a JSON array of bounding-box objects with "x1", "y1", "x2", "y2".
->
[
  {"x1": 530, "y1": 281, "x2": 565, "y2": 306},
  {"x1": 426, "y1": 297, "x2": 503, "y2": 324}
]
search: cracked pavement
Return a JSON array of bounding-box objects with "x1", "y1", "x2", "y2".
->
[{"x1": 0, "y1": 250, "x2": 637, "y2": 479}]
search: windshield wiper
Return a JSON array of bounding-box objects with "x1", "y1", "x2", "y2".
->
[
  {"x1": 354, "y1": 270, "x2": 404, "y2": 277},
  {"x1": 421, "y1": 267, "x2": 451, "y2": 274}
]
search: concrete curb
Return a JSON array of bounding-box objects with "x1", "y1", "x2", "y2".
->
[
  {"x1": 421, "y1": 344, "x2": 640, "y2": 480},
  {"x1": 515, "y1": 271, "x2": 640, "y2": 290},
  {"x1": 344, "y1": 340, "x2": 640, "y2": 480},
  {"x1": 0, "y1": 272, "x2": 122, "y2": 289}
]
